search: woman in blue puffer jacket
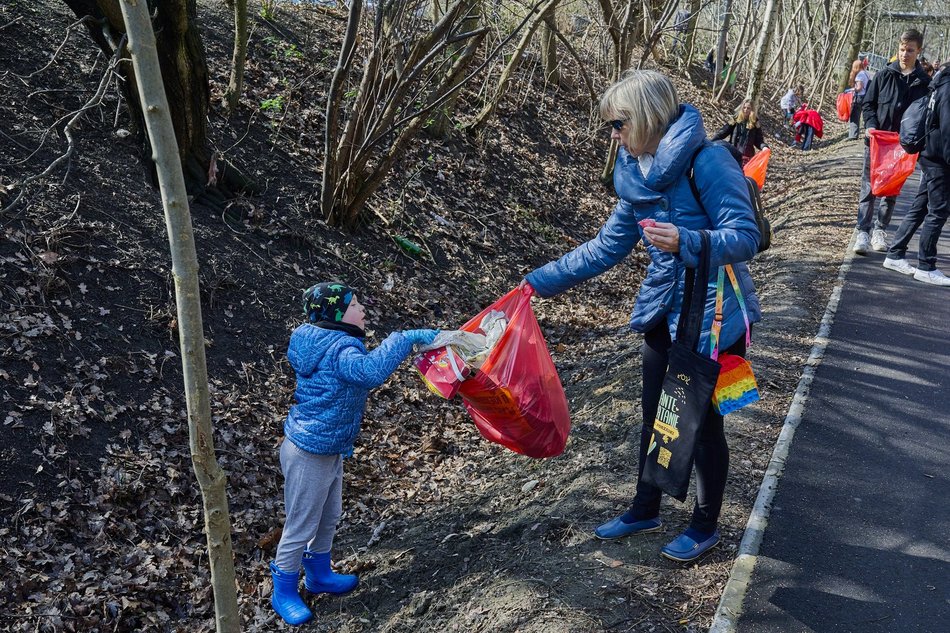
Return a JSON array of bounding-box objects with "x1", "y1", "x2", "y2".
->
[{"x1": 524, "y1": 70, "x2": 762, "y2": 563}]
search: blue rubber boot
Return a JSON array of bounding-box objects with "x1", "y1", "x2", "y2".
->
[
  {"x1": 302, "y1": 550, "x2": 359, "y2": 595},
  {"x1": 269, "y1": 561, "x2": 313, "y2": 626}
]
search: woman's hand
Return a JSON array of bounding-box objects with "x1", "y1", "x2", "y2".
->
[{"x1": 643, "y1": 222, "x2": 680, "y2": 253}]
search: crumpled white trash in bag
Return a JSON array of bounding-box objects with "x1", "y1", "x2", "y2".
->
[{"x1": 414, "y1": 310, "x2": 509, "y2": 398}]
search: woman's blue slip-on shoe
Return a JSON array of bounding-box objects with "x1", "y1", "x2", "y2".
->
[
  {"x1": 594, "y1": 515, "x2": 663, "y2": 540},
  {"x1": 660, "y1": 529, "x2": 720, "y2": 562}
]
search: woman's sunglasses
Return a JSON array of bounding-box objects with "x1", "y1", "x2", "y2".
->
[{"x1": 609, "y1": 119, "x2": 627, "y2": 131}]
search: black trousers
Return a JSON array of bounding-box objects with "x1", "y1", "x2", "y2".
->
[
  {"x1": 886, "y1": 156, "x2": 950, "y2": 271},
  {"x1": 848, "y1": 96, "x2": 863, "y2": 139},
  {"x1": 629, "y1": 324, "x2": 747, "y2": 533}
]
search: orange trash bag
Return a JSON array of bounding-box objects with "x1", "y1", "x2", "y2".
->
[
  {"x1": 743, "y1": 147, "x2": 771, "y2": 190},
  {"x1": 868, "y1": 130, "x2": 918, "y2": 197},
  {"x1": 836, "y1": 92, "x2": 853, "y2": 121},
  {"x1": 456, "y1": 286, "x2": 571, "y2": 458}
]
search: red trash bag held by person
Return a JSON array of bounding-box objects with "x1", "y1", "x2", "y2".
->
[
  {"x1": 456, "y1": 286, "x2": 571, "y2": 458},
  {"x1": 868, "y1": 129, "x2": 918, "y2": 197},
  {"x1": 836, "y1": 91, "x2": 853, "y2": 122},
  {"x1": 743, "y1": 147, "x2": 771, "y2": 190}
]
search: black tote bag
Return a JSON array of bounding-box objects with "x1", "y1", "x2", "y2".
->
[{"x1": 641, "y1": 231, "x2": 721, "y2": 502}]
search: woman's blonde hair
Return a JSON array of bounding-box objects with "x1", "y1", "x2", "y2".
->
[
  {"x1": 600, "y1": 70, "x2": 679, "y2": 150},
  {"x1": 735, "y1": 99, "x2": 758, "y2": 128}
]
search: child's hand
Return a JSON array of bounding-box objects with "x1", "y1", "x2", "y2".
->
[{"x1": 404, "y1": 329, "x2": 440, "y2": 346}]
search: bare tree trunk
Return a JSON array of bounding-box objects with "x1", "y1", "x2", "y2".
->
[
  {"x1": 469, "y1": 0, "x2": 559, "y2": 130},
  {"x1": 321, "y1": 0, "x2": 363, "y2": 225},
  {"x1": 745, "y1": 0, "x2": 780, "y2": 106},
  {"x1": 712, "y1": 0, "x2": 734, "y2": 92},
  {"x1": 598, "y1": 0, "x2": 638, "y2": 182},
  {"x1": 223, "y1": 0, "x2": 248, "y2": 113},
  {"x1": 62, "y1": 0, "x2": 252, "y2": 204},
  {"x1": 340, "y1": 31, "x2": 486, "y2": 222},
  {"x1": 635, "y1": 0, "x2": 676, "y2": 67},
  {"x1": 546, "y1": 18, "x2": 599, "y2": 103},
  {"x1": 816, "y1": 3, "x2": 855, "y2": 110},
  {"x1": 322, "y1": 0, "x2": 489, "y2": 227},
  {"x1": 427, "y1": 0, "x2": 482, "y2": 138},
  {"x1": 118, "y1": 1, "x2": 240, "y2": 632},
  {"x1": 683, "y1": 0, "x2": 701, "y2": 65},
  {"x1": 540, "y1": 0, "x2": 560, "y2": 85},
  {"x1": 838, "y1": 0, "x2": 865, "y2": 92},
  {"x1": 716, "y1": 0, "x2": 751, "y2": 101},
  {"x1": 763, "y1": 0, "x2": 807, "y2": 79}
]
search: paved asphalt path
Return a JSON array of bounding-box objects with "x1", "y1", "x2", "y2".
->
[{"x1": 737, "y1": 162, "x2": 950, "y2": 632}]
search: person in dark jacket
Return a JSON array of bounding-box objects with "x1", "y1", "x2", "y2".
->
[
  {"x1": 856, "y1": 29, "x2": 931, "y2": 254},
  {"x1": 883, "y1": 62, "x2": 950, "y2": 285},
  {"x1": 269, "y1": 282, "x2": 438, "y2": 625},
  {"x1": 712, "y1": 99, "x2": 768, "y2": 162},
  {"x1": 524, "y1": 70, "x2": 761, "y2": 563}
]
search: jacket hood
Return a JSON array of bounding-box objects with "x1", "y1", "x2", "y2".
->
[
  {"x1": 616, "y1": 104, "x2": 707, "y2": 193},
  {"x1": 933, "y1": 66, "x2": 950, "y2": 89},
  {"x1": 287, "y1": 325, "x2": 355, "y2": 378}
]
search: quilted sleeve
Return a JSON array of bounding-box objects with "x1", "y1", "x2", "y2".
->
[
  {"x1": 711, "y1": 122, "x2": 734, "y2": 142},
  {"x1": 677, "y1": 145, "x2": 759, "y2": 268},
  {"x1": 336, "y1": 332, "x2": 415, "y2": 388}
]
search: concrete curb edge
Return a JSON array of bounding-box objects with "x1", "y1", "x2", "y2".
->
[{"x1": 708, "y1": 232, "x2": 861, "y2": 632}]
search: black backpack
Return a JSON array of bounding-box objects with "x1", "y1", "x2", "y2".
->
[
  {"x1": 687, "y1": 140, "x2": 772, "y2": 253},
  {"x1": 900, "y1": 88, "x2": 938, "y2": 154}
]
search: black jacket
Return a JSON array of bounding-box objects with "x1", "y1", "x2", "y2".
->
[
  {"x1": 922, "y1": 67, "x2": 950, "y2": 166},
  {"x1": 862, "y1": 60, "x2": 931, "y2": 133},
  {"x1": 712, "y1": 120, "x2": 764, "y2": 160}
]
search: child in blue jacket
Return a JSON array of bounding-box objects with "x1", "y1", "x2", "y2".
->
[{"x1": 270, "y1": 282, "x2": 438, "y2": 625}]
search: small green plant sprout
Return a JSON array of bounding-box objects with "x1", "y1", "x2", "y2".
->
[
  {"x1": 284, "y1": 44, "x2": 304, "y2": 60},
  {"x1": 260, "y1": 0, "x2": 278, "y2": 20},
  {"x1": 260, "y1": 95, "x2": 285, "y2": 114}
]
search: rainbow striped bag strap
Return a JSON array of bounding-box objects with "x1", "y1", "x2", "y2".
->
[
  {"x1": 709, "y1": 264, "x2": 751, "y2": 361},
  {"x1": 710, "y1": 264, "x2": 759, "y2": 416}
]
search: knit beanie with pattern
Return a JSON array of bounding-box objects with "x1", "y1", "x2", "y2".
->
[{"x1": 302, "y1": 282, "x2": 354, "y2": 324}]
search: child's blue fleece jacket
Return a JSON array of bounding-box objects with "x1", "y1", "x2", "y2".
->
[{"x1": 284, "y1": 325, "x2": 415, "y2": 457}]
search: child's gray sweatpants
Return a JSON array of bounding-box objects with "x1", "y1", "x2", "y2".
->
[{"x1": 274, "y1": 439, "x2": 343, "y2": 572}]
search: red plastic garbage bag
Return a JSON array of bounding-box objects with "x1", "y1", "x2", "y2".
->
[
  {"x1": 743, "y1": 147, "x2": 771, "y2": 190},
  {"x1": 836, "y1": 91, "x2": 853, "y2": 122},
  {"x1": 456, "y1": 286, "x2": 571, "y2": 458},
  {"x1": 868, "y1": 129, "x2": 918, "y2": 197}
]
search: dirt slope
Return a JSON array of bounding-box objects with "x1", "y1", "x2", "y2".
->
[{"x1": 1, "y1": 2, "x2": 858, "y2": 631}]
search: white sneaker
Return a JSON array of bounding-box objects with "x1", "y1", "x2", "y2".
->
[
  {"x1": 853, "y1": 231, "x2": 870, "y2": 254},
  {"x1": 913, "y1": 268, "x2": 950, "y2": 286},
  {"x1": 882, "y1": 258, "x2": 917, "y2": 275},
  {"x1": 871, "y1": 229, "x2": 888, "y2": 252}
]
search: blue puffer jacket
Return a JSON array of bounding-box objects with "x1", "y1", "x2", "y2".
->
[
  {"x1": 284, "y1": 325, "x2": 415, "y2": 457},
  {"x1": 526, "y1": 104, "x2": 761, "y2": 355}
]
